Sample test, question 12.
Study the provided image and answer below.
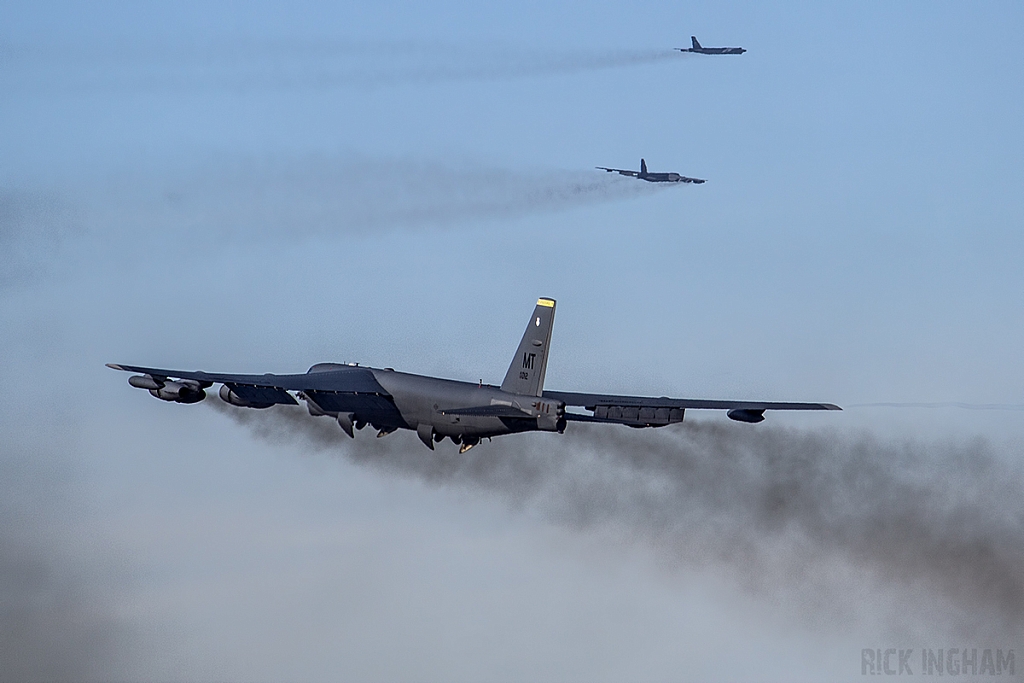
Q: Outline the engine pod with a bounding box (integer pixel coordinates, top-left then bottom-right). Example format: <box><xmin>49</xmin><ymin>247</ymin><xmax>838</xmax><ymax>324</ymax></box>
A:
<box><xmin>727</xmin><ymin>408</ymin><xmax>765</xmax><ymax>423</ymax></box>
<box><xmin>129</xmin><ymin>374</ymin><xmax>162</xmax><ymax>391</ymax></box>
<box><xmin>219</xmin><ymin>384</ymin><xmax>273</xmax><ymax>409</ymax></box>
<box><xmin>150</xmin><ymin>381</ymin><xmax>206</xmax><ymax>404</ymax></box>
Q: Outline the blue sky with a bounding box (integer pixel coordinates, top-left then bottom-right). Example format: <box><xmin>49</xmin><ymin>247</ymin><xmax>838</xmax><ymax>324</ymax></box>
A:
<box><xmin>2</xmin><ymin>2</ymin><xmax>1024</xmax><ymax>681</ymax></box>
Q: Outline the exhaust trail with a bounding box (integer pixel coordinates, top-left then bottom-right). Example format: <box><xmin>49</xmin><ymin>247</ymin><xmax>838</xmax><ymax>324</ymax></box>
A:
<box><xmin>0</xmin><ymin>154</ymin><xmax>676</xmax><ymax>288</ymax></box>
<box><xmin>2</xmin><ymin>39</ymin><xmax>687</xmax><ymax>93</ymax></box>
<box><xmin>213</xmin><ymin>400</ymin><xmax>1024</xmax><ymax>641</ymax></box>
<box><xmin>144</xmin><ymin>155</ymin><xmax>673</xmax><ymax>239</ymax></box>
<box><xmin>0</xmin><ymin>447</ymin><xmax>131</xmax><ymax>682</ymax></box>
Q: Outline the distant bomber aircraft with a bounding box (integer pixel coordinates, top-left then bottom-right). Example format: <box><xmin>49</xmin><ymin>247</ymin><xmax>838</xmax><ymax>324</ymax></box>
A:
<box><xmin>677</xmin><ymin>36</ymin><xmax>746</xmax><ymax>55</ymax></box>
<box><xmin>108</xmin><ymin>299</ymin><xmax>839</xmax><ymax>453</ymax></box>
<box><xmin>596</xmin><ymin>158</ymin><xmax>706</xmax><ymax>184</ymax></box>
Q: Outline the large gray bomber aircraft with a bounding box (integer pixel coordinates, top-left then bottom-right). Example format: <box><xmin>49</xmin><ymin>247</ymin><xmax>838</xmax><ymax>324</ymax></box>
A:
<box><xmin>596</xmin><ymin>158</ymin><xmax>705</xmax><ymax>184</ymax></box>
<box><xmin>108</xmin><ymin>298</ymin><xmax>840</xmax><ymax>453</ymax></box>
<box><xmin>677</xmin><ymin>36</ymin><xmax>746</xmax><ymax>55</ymax></box>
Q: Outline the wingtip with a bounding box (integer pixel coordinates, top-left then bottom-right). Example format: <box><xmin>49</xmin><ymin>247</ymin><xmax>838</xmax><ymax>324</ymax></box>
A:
<box><xmin>106</xmin><ymin>363</ymin><xmax>126</xmax><ymax>371</ymax></box>
<box><xmin>825</xmin><ymin>403</ymin><xmax>843</xmax><ymax>411</ymax></box>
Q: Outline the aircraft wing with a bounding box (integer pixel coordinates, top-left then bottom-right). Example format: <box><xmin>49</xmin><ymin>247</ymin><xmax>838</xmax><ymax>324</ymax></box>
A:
<box><xmin>106</xmin><ymin>363</ymin><xmax>401</xmax><ymax>418</ymax></box>
<box><xmin>596</xmin><ymin>166</ymin><xmax>640</xmax><ymax>177</ymax></box>
<box><xmin>108</xmin><ymin>363</ymin><xmax>387</xmax><ymax>393</ymax></box>
<box><xmin>544</xmin><ymin>389</ymin><xmax>840</xmax><ymax>425</ymax></box>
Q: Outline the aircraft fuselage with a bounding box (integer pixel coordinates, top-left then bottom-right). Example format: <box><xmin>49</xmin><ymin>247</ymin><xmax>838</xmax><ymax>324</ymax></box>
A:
<box><xmin>301</xmin><ymin>363</ymin><xmax>565</xmax><ymax>447</ymax></box>
<box><xmin>678</xmin><ymin>37</ymin><xmax>746</xmax><ymax>55</ymax></box>
<box><xmin>686</xmin><ymin>47</ymin><xmax>745</xmax><ymax>55</ymax></box>
<box><xmin>642</xmin><ymin>172</ymin><xmax>680</xmax><ymax>182</ymax></box>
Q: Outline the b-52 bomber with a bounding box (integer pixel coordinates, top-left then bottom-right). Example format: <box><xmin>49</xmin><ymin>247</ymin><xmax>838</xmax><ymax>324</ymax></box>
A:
<box><xmin>596</xmin><ymin>158</ymin><xmax>706</xmax><ymax>184</ymax></box>
<box><xmin>108</xmin><ymin>299</ymin><xmax>839</xmax><ymax>453</ymax></box>
<box><xmin>677</xmin><ymin>36</ymin><xmax>746</xmax><ymax>55</ymax></box>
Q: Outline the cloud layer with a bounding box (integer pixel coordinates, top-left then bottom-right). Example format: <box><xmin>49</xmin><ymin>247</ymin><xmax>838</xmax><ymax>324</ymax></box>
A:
<box><xmin>0</xmin><ymin>449</ymin><xmax>130</xmax><ymax>682</ymax></box>
<box><xmin>215</xmin><ymin>401</ymin><xmax>1024</xmax><ymax>642</ymax></box>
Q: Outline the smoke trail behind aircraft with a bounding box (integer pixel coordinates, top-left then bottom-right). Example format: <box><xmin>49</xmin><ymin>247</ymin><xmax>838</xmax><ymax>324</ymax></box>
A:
<box><xmin>1</xmin><ymin>39</ymin><xmax>685</xmax><ymax>93</ymax></box>
<box><xmin>0</xmin><ymin>155</ymin><xmax>673</xmax><ymax>288</ymax></box>
<box><xmin>134</xmin><ymin>155</ymin><xmax>671</xmax><ymax>239</ymax></box>
<box><xmin>0</xmin><ymin>448</ymin><xmax>130</xmax><ymax>682</ymax></box>
<box><xmin>213</xmin><ymin>401</ymin><xmax>1024</xmax><ymax>641</ymax></box>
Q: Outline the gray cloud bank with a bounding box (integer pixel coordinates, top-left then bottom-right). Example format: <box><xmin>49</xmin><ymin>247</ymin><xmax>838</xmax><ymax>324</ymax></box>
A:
<box><xmin>215</xmin><ymin>401</ymin><xmax>1024</xmax><ymax>641</ymax></box>
<box><xmin>0</xmin><ymin>449</ymin><xmax>130</xmax><ymax>682</ymax></box>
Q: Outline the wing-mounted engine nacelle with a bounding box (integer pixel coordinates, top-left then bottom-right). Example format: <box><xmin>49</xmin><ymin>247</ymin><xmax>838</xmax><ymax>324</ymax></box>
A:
<box><xmin>128</xmin><ymin>374</ymin><xmax>162</xmax><ymax>391</ymax></box>
<box><xmin>593</xmin><ymin>405</ymin><xmax>684</xmax><ymax>427</ymax></box>
<box><xmin>218</xmin><ymin>385</ymin><xmax>273</xmax><ymax>409</ymax></box>
<box><xmin>129</xmin><ymin>375</ymin><xmax>207</xmax><ymax>404</ymax></box>
<box><xmin>727</xmin><ymin>408</ymin><xmax>765</xmax><ymax>423</ymax></box>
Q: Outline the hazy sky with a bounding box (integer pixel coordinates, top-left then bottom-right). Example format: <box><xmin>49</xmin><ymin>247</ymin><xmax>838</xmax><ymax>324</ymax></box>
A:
<box><xmin>3</xmin><ymin>2</ymin><xmax>1024</xmax><ymax>681</ymax></box>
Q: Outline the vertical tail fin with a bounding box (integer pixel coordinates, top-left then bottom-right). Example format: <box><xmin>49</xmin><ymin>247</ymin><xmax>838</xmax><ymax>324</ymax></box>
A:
<box><xmin>501</xmin><ymin>298</ymin><xmax>556</xmax><ymax>397</ymax></box>
<box><xmin>640</xmin><ymin>158</ymin><xmax>648</xmax><ymax>175</ymax></box>
<box><xmin>691</xmin><ymin>36</ymin><xmax>701</xmax><ymax>49</ymax></box>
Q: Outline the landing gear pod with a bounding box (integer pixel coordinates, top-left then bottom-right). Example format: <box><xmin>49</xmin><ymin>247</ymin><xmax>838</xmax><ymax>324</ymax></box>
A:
<box><xmin>337</xmin><ymin>413</ymin><xmax>356</xmax><ymax>438</ymax></box>
<box><xmin>417</xmin><ymin>423</ymin><xmax>435</xmax><ymax>450</ymax></box>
